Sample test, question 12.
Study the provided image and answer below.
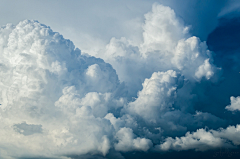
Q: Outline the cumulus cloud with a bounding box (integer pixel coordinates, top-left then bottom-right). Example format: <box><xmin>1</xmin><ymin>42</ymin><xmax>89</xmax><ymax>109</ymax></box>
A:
<box><xmin>0</xmin><ymin>19</ymin><xmax>123</xmax><ymax>158</ymax></box>
<box><xmin>157</xmin><ymin>124</ymin><xmax>240</xmax><ymax>152</ymax></box>
<box><xmin>157</xmin><ymin>129</ymin><xmax>230</xmax><ymax>151</ymax></box>
<box><xmin>114</xmin><ymin>127</ymin><xmax>153</xmax><ymax>152</ymax></box>
<box><xmin>225</xmin><ymin>96</ymin><xmax>240</xmax><ymax>112</ymax></box>
<box><xmin>140</xmin><ymin>4</ymin><xmax>188</xmax><ymax>54</ymax></box>
<box><xmin>0</xmin><ymin>2</ymin><xmax>239</xmax><ymax>159</ymax></box>
<box><xmin>126</xmin><ymin>70</ymin><xmax>179</xmax><ymax>122</ymax></box>
<box><xmin>96</xmin><ymin>4</ymin><xmax>219</xmax><ymax>99</ymax></box>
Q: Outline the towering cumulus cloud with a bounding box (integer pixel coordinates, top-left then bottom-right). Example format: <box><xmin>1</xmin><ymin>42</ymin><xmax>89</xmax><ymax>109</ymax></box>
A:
<box><xmin>0</xmin><ymin>3</ymin><xmax>239</xmax><ymax>159</ymax></box>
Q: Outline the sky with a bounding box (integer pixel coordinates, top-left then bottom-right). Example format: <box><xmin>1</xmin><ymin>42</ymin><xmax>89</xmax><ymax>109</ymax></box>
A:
<box><xmin>1</xmin><ymin>0</ymin><xmax>240</xmax><ymax>159</ymax></box>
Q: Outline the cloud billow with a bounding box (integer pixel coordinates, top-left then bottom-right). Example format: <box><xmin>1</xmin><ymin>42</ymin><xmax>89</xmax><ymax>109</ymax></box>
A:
<box><xmin>0</xmin><ymin>3</ymin><xmax>240</xmax><ymax>159</ymax></box>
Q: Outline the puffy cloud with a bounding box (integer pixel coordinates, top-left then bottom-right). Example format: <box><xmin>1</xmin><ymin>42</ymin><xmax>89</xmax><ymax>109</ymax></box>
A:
<box><xmin>212</xmin><ymin>125</ymin><xmax>240</xmax><ymax>145</ymax></box>
<box><xmin>55</xmin><ymin>86</ymin><xmax>124</xmax><ymax>118</ymax></box>
<box><xmin>141</xmin><ymin>4</ymin><xmax>188</xmax><ymax>54</ymax></box>
<box><xmin>0</xmin><ymin>2</ymin><xmax>239</xmax><ymax>159</ymax></box>
<box><xmin>225</xmin><ymin>96</ymin><xmax>240</xmax><ymax>112</ymax></box>
<box><xmin>156</xmin><ymin>125</ymin><xmax>239</xmax><ymax>151</ymax></box>
<box><xmin>126</xmin><ymin>70</ymin><xmax>179</xmax><ymax>122</ymax></box>
<box><xmin>96</xmin><ymin>4</ymin><xmax>219</xmax><ymax>99</ymax></box>
<box><xmin>114</xmin><ymin>127</ymin><xmax>153</xmax><ymax>152</ymax></box>
<box><xmin>0</xmin><ymin>19</ymin><xmax>124</xmax><ymax>158</ymax></box>
<box><xmin>105</xmin><ymin>113</ymin><xmax>125</xmax><ymax>131</ymax></box>
<box><xmin>195</xmin><ymin>59</ymin><xmax>214</xmax><ymax>80</ymax></box>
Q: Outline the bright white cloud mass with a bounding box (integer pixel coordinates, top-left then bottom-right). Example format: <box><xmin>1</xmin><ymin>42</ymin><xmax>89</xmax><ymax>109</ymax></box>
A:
<box><xmin>225</xmin><ymin>96</ymin><xmax>240</xmax><ymax>112</ymax></box>
<box><xmin>0</xmin><ymin>2</ymin><xmax>240</xmax><ymax>159</ymax></box>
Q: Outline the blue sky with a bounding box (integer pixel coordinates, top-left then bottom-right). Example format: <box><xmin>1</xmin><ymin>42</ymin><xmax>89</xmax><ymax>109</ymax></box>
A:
<box><xmin>1</xmin><ymin>1</ymin><xmax>240</xmax><ymax>159</ymax></box>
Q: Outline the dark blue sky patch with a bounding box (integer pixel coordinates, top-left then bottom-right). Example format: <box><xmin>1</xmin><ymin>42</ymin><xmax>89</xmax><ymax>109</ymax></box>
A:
<box><xmin>187</xmin><ymin>15</ymin><xmax>240</xmax><ymax>125</ymax></box>
<box><xmin>207</xmin><ymin>17</ymin><xmax>240</xmax><ymax>53</ymax></box>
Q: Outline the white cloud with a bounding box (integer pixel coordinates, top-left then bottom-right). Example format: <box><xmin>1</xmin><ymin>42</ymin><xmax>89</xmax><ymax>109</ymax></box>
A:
<box><xmin>156</xmin><ymin>128</ymin><xmax>232</xmax><ymax>151</ymax></box>
<box><xmin>212</xmin><ymin>125</ymin><xmax>240</xmax><ymax>145</ymax></box>
<box><xmin>114</xmin><ymin>127</ymin><xmax>153</xmax><ymax>152</ymax></box>
<box><xmin>126</xmin><ymin>70</ymin><xmax>179</xmax><ymax>122</ymax></box>
<box><xmin>96</xmin><ymin>4</ymin><xmax>219</xmax><ymax>99</ymax></box>
<box><xmin>0</xmin><ymin>19</ymin><xmax>123</xmax><ymax>158</ymax></box>
<box><xmin>225</xmin><ymin>96</ymin><xmax>240</xmax><ymax>112</ymax></box>
<box><xmin>141</xmin><ymin>4</ymin><xmax>188</xmax><ymax>54</ymax></box>
<box><xmin>157</xmin><ymin>124</ymin><xmax>240</xmax><ymax>152</ymax></box>
<box><xmin>195</xmin><ymin>59</ymin><xmax>214</xmax><ymax>80</ymax></box>
<box><xmin>0</xmin><ymin>3</ymin><xmax>236</xmax><ymax>159</ymax></box>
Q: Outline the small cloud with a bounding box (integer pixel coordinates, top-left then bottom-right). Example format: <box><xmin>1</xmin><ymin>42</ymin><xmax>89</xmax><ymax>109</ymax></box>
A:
<box><xmin>225</xmin><ymin>96</ymin><xmax>240</xmax><ymax>112</ymax></box>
